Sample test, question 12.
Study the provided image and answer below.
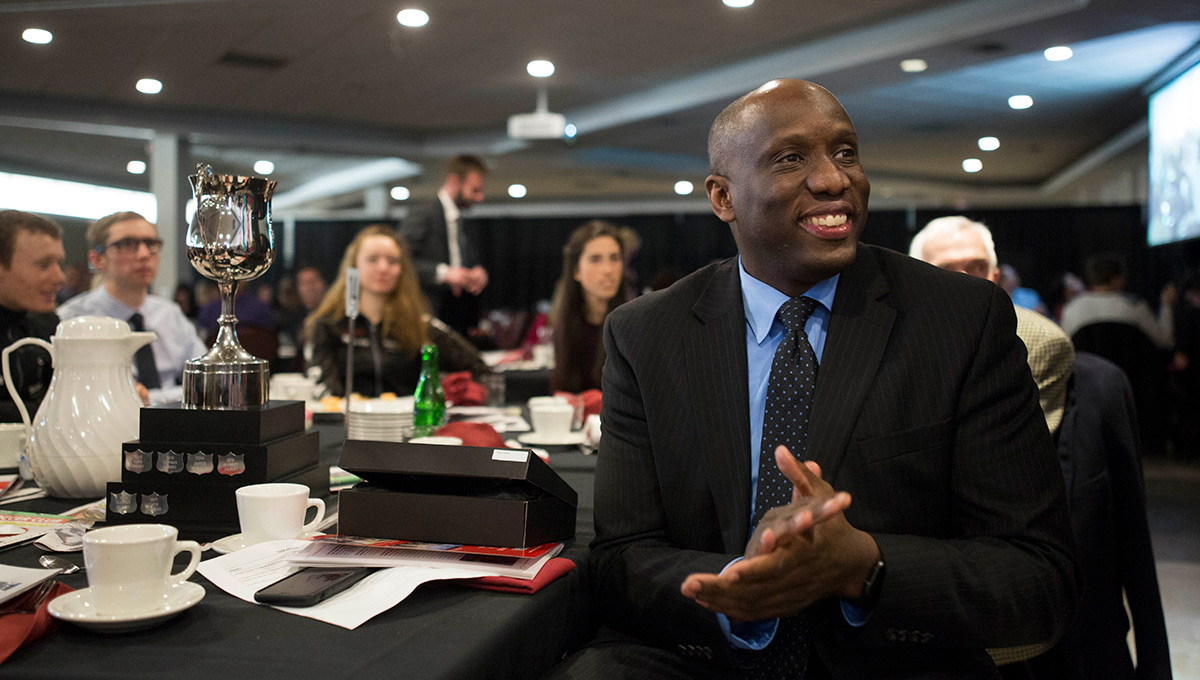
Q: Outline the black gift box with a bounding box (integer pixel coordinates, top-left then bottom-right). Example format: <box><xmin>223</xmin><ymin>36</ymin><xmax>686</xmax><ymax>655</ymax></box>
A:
<box><xmin>119</xmin><ymin>431</ymin><xmax>319</xmax><ymax>484</ymax></box>
<box><xmin>337</xmin><ymin>440</ymin><xmax>577</xmax><ymax>548</ymax></box>
<box><xmin>138</xmin><ymin>400</ymin><xmax>305</xmax><ymax>445</ymax></box>
<box><xmin>104</xmin><ymin>461</ymin><xmax>330</xmax><ymax>528</ymax></box>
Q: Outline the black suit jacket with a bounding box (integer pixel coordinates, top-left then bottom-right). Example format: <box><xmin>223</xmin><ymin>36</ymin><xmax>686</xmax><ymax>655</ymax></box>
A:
<box><xmin>591</xmin><ymin>246</ymin><xmax>1077</xmax><ymax>678</ymax></box>
<box><xmin>1049</xmin><ymin>352</ymin><xmax>1171</xmax><ymax>680</ymax></box>
<box><xmin>399</xmin><ymin>199</ymin><xmax>480</xmax><ymax>331</ymax></box>
<box><xmin>399</xmin><ymin>199</ymin><xmax>477</xmax><ymax>294</ymax></box>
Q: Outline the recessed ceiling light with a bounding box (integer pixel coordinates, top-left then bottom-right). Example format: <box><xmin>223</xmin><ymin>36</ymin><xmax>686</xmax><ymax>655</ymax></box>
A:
<box><xmin>126</xmin><ymin>160</ymin><xmax>146</xmax><ymax>175</ymax></box>
<box><xmin>564</xmin><ymin>123</ymin><xmax>577</xmax><ymax>138</ymax></box>
<box><xmin>899</xmin><ymin>58</ymin><xmax>927</xmax><ymax>73</ymax></box>
<box><xmin>508</xmin><ymin>184</ymin><xmax>527</xmax><ymax>198</ymax></box>
<box><xmin>1043</xmin><ymin>45</ymin><xmax>1073</xmax><ymax>61</ymax></box>
<box><xmin>396</xmin><ymin>9</ymin><xmax>429</xmax><ymax>27</ymax></box>
<box><xmin>674</xmin><ymin>180</ymin><xmax>694</xmax><ymax>195</ymax></box>
<box><xmin>253</xmin><ymin>160</ymin><xmax>274</xmax><ymax>175</ymax></box>
<box><xmin>1007</xmin><ymin>94</ymin><xmax>1033</xmax><ymax>110</ymax></box>
<box><xmin>390</xmin><ymin>186</ymin><xmax>410</xmax><ymax>201</ymax></box>
<box><xmin>22</xmin><ymin>28</ymin><xmax>52</xmax><ymax>45</ymax></box>
<box><xmin>977</xmin><ymin>136</ymin><xmax>1000</xmax><ymax>151</ymax></box>
<box><xmin>135</xmin><ymin>78</ymin><xmax>162</xmax><ymax>95</ymax></box>
<box><xmin>723</xmin><ymin>0</ymin><xmax>754</xmax><ymax>7</ymax></box>
<box><xmin>962</xmin><ymin>158</ymin><xmax>983</xmax><ymax>173</ymax></box>
<box><xmin>526</xmin><ymin>60</ymin><xmax>554</xmax><ymax>78</ymax></box>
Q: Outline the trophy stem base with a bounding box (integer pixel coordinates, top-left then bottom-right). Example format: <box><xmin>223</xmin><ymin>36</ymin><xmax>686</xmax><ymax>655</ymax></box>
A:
<box><xmin>183</xmin><ymin>358</ymin><xmax>269</xmax><ymax>410</ymax></box>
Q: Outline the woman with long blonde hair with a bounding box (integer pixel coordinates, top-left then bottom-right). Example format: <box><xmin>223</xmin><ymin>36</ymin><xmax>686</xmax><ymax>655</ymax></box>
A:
<box><xmin>304</xmin><ymin>225</ymin><xmax>485</xmax><ymax>397</ymax></box>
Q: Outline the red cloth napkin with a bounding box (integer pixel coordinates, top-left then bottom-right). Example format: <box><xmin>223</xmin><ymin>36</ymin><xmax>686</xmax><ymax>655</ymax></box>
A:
<box><xmin>442</xmin><ymin>371</ymin><xmax>486</xmax><ymax>406</ymax></box>
<box><xmin>453</xmin><ymin>557</ymin><xmax>576</xmax><ymax>594</ymax></box>
<box><xmin>0</xmin><ymin>582</ymin><xmax>73</xmax><ymax>665</ymax></box>
<box><xmin>435</xmin><ymin>421</ymin><xmax>507</xmax><ymax>448</ymax></box>
<box><xmin>554</xmin><ymin>389</ymin><xmax>602</xmax><ymax>418</ymax></box>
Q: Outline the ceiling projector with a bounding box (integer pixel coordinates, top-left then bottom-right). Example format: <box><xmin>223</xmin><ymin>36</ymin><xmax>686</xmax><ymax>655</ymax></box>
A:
<box><xmin>507</xmin><ymin>110</ymin><xmax>567</xmax><ymax>140</ymax></box>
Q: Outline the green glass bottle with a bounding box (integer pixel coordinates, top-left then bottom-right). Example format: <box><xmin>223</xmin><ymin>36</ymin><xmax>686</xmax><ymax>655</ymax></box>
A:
<box><xmin>412</xmin><ymin>343</ymin><xmax>444</xmax><ymax>437</ymax></box>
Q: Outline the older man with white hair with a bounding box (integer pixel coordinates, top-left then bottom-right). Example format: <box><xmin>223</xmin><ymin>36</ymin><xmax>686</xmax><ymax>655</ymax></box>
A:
<box><xmin>909</xmin><ymin>216</ymin><xmax>1072</xmax><ymax>431</ymax></box>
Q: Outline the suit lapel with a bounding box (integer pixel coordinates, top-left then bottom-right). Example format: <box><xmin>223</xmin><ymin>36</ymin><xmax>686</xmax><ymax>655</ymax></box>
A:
<box><xmin>685</xmin><ymin>260</ymin><xmax>753</xmax><ymax>551</ymax></box>
<box><xmin>809</xmin><ymin>247</ymin><xmax>896</xmax><ymax>481</ymax></box>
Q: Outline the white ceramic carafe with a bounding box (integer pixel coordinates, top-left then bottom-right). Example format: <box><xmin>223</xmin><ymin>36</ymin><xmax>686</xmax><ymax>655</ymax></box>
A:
<box><xmin>2</xmin><ymin>316</ymin><xmax>155</xmax><ymax>498</ymax></box>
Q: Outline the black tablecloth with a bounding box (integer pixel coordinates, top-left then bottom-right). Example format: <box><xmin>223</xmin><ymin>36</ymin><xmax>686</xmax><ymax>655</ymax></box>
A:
<box><xmin>0</xmin><ymin>422</ymin><xmax>598</xmax><ymax>679</ymax></box>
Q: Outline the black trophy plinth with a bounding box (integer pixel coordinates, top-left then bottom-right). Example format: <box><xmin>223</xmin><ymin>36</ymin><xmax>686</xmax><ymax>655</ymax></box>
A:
<box><xmin>105</xmin><ymin>401</ymin><xmax>329</xmax><ymax>542</ymax></box>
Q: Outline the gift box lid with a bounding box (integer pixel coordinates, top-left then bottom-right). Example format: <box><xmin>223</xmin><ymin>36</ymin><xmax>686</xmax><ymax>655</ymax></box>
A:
<box><xmin>339</xmin><ymin>440</ymin><xmax>577</xmax><ymax>508</ymax></box>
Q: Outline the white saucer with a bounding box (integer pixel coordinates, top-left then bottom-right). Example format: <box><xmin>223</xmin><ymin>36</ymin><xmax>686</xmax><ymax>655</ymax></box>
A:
<box><xmin>516</xmin><ymin>431</ymin><xmax>587</xmax><ymax>446</ymax></box>
<box><xmin>211</xmin><ymin>530</ymin><xmax>321</xmax><ymax>555</ymax></box>
<box><xmin>48</xmin><ymin>581</ymin><xmax>205</xmax><ymax>633</ymax></box>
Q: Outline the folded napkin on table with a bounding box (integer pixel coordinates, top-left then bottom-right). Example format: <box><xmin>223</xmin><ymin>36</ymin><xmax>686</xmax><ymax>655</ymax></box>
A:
<box><xmin>554</xmin><ymin>389</ymin><xmax>602</xmax><ymax>419</ymax></box>
<box><xmin>435</xmin><ymin>421</ymin><xmax>507</xmax><ymax>448</ymax></box>
<box><xmin>0</xmin><ymin>582</ymin><xmax>73</xmax><ymax>665</ymax></box>
<box><xmin>452</xmin><ymin>558</ymin><xmax>576</xmax><ymax>595</ymax></box>
<box><xmin>442</xmin><ymin>371</ymin><xmax>486</xmax><ymax>406</ymax></box>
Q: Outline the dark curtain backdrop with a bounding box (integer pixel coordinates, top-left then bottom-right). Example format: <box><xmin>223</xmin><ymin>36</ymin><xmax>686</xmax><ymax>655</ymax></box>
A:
<box><xmin>283</xmin><ymin>206</ymin><xmax>1200</xmax><ymax>316</ymax></box>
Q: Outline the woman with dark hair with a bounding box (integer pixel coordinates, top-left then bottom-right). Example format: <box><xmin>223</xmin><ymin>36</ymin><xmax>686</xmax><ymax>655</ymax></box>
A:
<box><xmin>549</xmin><ymin>220</ymin><xmax>628</xmax><ymax>392</ymax></box>
<box><xmin>303</xmin><ymin>224</ymin><xmax>485</xmax><ymax>397</ymax></box>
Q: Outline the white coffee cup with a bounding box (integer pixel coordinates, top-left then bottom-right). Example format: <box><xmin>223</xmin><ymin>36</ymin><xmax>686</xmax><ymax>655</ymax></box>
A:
<box><xmin>235</xmin><ymin>483</ymin><xmax>325</xmax><ymax>546</ymax></box>
<box><xmin>527</xmin><ymin>395</ymin><xmax>568</xmax><ymax>410</ymax></box>
<box><xmin>0</xmin><ymin>422</ymin><xmax>26</xmax><ymax>468</ymax></box>
<box><xmin>270</xmin><ymin>373</ymin><xmax>317</xmax><ymax>401</ymax></box>
<box><xmin>530</xmin><ymin>402</ymin><xmax>575</xmax><ymax>438</ymax></box>
<box><xmin>82</xmin><ymin>524</ymin><xmax>201</xmax><ymax>616</ymax></box>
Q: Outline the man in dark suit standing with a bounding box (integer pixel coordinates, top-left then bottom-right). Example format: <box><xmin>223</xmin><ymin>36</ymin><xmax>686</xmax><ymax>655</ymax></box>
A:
<box><xmin>561</xmin><ymin>80</ymin><xmax>1076</xmax><ymax>678</ymax></box>
<box><xmin>400</xmin><ymin>154</ymin><xmax>489</xmax><ymax>336</ymax></box>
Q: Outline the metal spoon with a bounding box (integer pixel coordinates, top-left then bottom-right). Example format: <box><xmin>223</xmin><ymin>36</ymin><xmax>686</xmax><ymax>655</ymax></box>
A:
<box><xmin>38</xmin><ymin>554</ymin><xmax>81</xmax><ymax>574</ymax></box>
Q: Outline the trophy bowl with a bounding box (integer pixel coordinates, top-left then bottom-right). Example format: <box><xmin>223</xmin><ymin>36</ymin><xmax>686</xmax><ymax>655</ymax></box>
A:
<box><xmin>182</xmin><ymin>165</ymin><xmax>277</xmax><ymax>409</ymax></box>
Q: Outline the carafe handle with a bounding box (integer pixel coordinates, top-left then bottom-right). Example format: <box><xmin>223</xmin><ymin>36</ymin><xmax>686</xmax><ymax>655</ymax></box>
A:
<box><xmin>1</xmin><ymin>338</ymin><xmax>53</xmax><ymax>438</ymax></box>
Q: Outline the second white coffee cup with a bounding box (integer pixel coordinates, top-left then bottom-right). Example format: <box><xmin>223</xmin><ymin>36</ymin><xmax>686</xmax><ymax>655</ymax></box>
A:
<box><xmin>235</xmin><ymin>482</ymin><xmax>325</xmax><ymax>546</ymax></box>
<box><xmin>82</xmin><ymin>524</ymin><xmax>201</xmax><ymax>616</ymax></box>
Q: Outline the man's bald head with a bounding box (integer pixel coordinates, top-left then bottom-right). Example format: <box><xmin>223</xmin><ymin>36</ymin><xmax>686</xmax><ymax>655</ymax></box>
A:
<box><xmin>707</xmin><ymin>79</ymin><xmax>846</xmax><ymax>177</ymax></box>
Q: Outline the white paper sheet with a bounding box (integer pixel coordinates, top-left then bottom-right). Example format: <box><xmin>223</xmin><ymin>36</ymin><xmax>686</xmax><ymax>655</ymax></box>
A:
<box><xmin>196</xmin><ymin>539</ymin><xmax>506</xmax><ymax>629</ymax></box>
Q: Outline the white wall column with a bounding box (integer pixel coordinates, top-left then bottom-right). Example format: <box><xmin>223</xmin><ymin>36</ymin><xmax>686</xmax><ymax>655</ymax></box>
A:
<box><xmin>149</xmin><ymin>131</ymin><xmax>189</xmax><ymax>297</ymax></box>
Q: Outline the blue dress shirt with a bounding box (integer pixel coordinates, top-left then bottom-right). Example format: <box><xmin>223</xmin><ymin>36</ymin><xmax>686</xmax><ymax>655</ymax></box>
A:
<box><xmin>718</xmin><ymin>258</ymin><xmax>860</xmax><ymax>649</ymax></box>
<box><xmin>58</xmin><ymin>287</ymin><xmax>208</xmax><ymax>404</ymax></box>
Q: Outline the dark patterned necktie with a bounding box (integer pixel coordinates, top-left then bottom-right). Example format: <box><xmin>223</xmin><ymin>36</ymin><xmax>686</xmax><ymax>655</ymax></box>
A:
<box><xmin>749</xmin><ymin>295</ymin><xmax>820</xmax><ymax>679</ymax></box>
<box><xmin>128</xmin><ymin>313</ymin><xmax>161</xmax><ymax>389</ymax></box>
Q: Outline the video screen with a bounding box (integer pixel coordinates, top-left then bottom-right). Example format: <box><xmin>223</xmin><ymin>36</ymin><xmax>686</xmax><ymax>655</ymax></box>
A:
<box><xmin>1148</xmin><ymin>60</ymin><xmax>1200</xmax><ymax>247</ymax></box>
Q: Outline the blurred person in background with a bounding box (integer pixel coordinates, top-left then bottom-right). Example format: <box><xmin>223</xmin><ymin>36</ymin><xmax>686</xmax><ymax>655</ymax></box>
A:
<box><xmin>550</xmin><ymin>220</ymin><xmax>629</xmax><ymax>393</ymax></box>
<box><xmin>303</xmin><ymin>225</ymin><xmax>485</xmax><ymax>398</ymax></box>
<box><xmin>173</xmin><ymin>282</ymin><xmax>198</xmax><ymax>319</ymax></box>
<box><xmin>58</xmin><ymin>211</ymin><xmax>204</xmax><ymax>404</ymax></box>
<box><xmin>0</xmin><ymin>210</ymin><xmax>65</xmax><ymax>422</ymax></box>
<box><xmin>617</xmin><ymin>225</ymin><xmax>641</xmax><ymax>301</ymax></box>
<box><xmin>1060</xmin><ymin>253</ymin><xmax>1175</xmax><ymax>348</ymax></box>
<box><xmin>401</xmin><ymin>154</ymin><xmax>489</xmax><ymax>338</ymax></box>
<box><xmin>998</xmin><ymin>263</ymin><xmax>1048</xmax><ymax>316</ymax></box>
<box><xmin>295</xmin><ymin>265</ymin><xmax>326</xmax><ymax>314</ymax></box>
<box><xmin>55</xmin><ymin>262</ymin><xmax>90</xmax><ymax>305</ymax></box>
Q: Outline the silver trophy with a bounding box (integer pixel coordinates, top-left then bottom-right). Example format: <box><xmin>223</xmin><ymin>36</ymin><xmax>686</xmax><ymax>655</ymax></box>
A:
<box><xmin>182</xmin><ymin>165</ymin><xmax>276</xmax><ymax>409</ymax></box>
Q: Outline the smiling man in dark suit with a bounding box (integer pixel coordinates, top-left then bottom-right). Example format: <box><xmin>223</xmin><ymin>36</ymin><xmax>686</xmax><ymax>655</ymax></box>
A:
<box><xmin>566</xmin><ymin>80</ymin><xmax>1078</xmax><ymax>679</ymax></box>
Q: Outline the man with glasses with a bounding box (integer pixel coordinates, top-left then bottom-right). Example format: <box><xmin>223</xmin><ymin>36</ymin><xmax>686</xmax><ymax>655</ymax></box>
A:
<box><xmin>58</xmin><ymin>211</ymin><xmax>205</xmax><ymax>404</ymax></box>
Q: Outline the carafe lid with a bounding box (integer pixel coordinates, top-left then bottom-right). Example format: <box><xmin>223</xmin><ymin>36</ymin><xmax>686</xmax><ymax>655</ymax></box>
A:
<box><xmin>55</xmin><ymin>315</ymin><xmax>133</xmax><ymax>339</ymax></box>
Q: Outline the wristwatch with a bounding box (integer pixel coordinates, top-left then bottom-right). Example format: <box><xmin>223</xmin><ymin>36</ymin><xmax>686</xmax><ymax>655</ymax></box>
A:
<box><xmin>852</xmin><ymin>556</ymin><xmax>886</xmax><ymax>610</ymax></box>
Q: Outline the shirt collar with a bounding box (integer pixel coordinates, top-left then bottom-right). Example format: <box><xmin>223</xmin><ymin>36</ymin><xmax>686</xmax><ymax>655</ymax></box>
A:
<box><xmin>739</xmin><ymin>256</ymin><xmax>838</xmax><ymax>344</ymax></box>
<box><xmin>437</xmin><ymin>189</ymin><xmax>461</xmax><ymax>225</ymax></box>
<box><xmin>93</xmin><ymin>286</ymin><xmax>138</xmax><ymax>318</ymax></box>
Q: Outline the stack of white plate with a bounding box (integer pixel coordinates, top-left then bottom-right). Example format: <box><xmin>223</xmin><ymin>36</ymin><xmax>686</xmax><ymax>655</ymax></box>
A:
<box><xmin>346</xmin><ymin>397</ymin><xmax>415</xmax><ymax>442</ymax></box>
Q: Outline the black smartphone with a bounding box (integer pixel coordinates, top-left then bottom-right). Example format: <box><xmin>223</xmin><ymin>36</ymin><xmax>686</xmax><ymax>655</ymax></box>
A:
<box><xmin>253</xmin><ymin>567</ymin><xmax>375</xmax><ymax>607</ymax></box>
